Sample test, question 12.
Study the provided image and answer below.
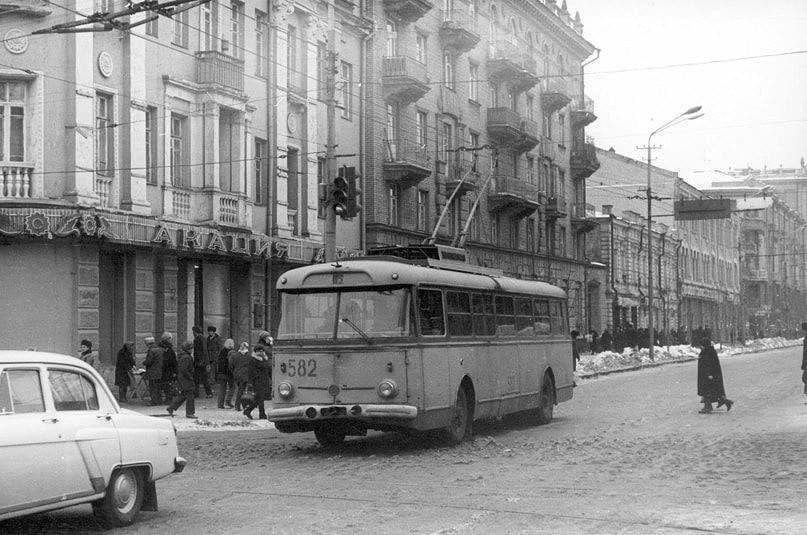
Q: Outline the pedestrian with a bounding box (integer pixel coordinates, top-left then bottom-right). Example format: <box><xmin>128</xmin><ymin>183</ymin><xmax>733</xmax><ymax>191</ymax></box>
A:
<box><xmin>599</xmin><ymin>329</ymin><xmax>612</xmax><ymax>352</ymax></box>
<box><xmin>78</xmin><ymin>339</ymin><xmax>100</xmax><ymax>370</ymax></box>
<box><xmin>166</xmin><ymin>341</ymin><xmax>197</xmax><ymax>419</ymax></box>
<box><xmin>143</xmin><ymin>336</ymin><xmax>165</xmax><ymax>406</ymax></box>
<box><xmin>159</xmin><ymin>332</ymin><xmax>178</xmax><ymax>401</ymax></box>
<box><xmin>696</xmin><ymin>335</ymin><xmax>734</xmax><ymax>413</ymax></box>
<box><xmin>230</xmin><ymin>342</ymin><xmax>253</xmax><ymax>410</ymax></box>
<box><xmin>243</xmin><ymin>345</ymin><xmax>271</xmax><ymax>420</ymax></box>
<box><xmin>256</xmin><ymin>331</ymin><xmax>274</xmax><ymax>398</ymax></box>
<box><xmin>206</xmin><ymin>325</ymin><xmax>223</xmax><ymax>373</ymax></box>
<box><xmin>570</xmin><ymin>330</ymin><xmax>580</xmax><ymax>371</ymax></box>
<box><xmin>114</xmin><ymin>341</ymin><xmax>135</xmax><ymax>403</ymax></box>
<box><xmin>588</xmin><ymin>329</ymin><xmax>599</xmax><ymax>353</ymax></box>
<box><xmin>801</xmin><ymin>322</ymin><xmax>807</xmax><ymax>397</ymax></box>
<box><xmin>215</xmin><ymin>338</ymin><xmax>236</xmax><ymax>409</ymax></box>
<box><xmin>192</xmin><ymin>325</ymin><xmax>212</xmax><ymax>398</ymax></box>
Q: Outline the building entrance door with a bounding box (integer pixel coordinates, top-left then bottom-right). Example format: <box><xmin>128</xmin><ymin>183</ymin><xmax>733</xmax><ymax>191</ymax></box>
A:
<box><xmin>99</xmin><ymin>251</ymin><xmax>127</xmax><ymax>365</ymax></box>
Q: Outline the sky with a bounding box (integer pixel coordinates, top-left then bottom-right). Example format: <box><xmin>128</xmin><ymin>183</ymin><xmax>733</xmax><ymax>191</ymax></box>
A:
<box><xmin>567</xmin><ymin>0</ymin><xmax>807</xmax><ymax>188</ymax></box>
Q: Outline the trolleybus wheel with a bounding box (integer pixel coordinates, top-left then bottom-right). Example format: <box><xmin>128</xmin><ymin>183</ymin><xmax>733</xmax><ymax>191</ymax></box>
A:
<box><xmin>535</xmin><ymin>373</ymin><xmax>555</xmax><ymax>425</ymax></box>
<box><xmin>314</xmin><ymin>424</ymin><xmax>346</xmax><ymax>447</ymax></box>
<box><xmin>444</xmin><ymin>386</ymin><xmax>472</xmax><ymax>444</ymax></box>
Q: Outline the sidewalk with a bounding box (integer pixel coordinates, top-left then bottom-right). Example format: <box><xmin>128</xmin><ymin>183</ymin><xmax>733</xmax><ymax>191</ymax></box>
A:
<box><xmin>125</xmin><ymin>397</ymin><xmax>275</xmax><ymax>433</ymax></box>
<box><xmin>576</xmin><ymin>336</ymin><xmax>803</xmax><ymax>379</ymax></box>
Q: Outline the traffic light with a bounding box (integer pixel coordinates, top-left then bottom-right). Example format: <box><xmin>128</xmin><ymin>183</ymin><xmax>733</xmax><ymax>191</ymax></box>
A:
<box><xmin>343</xmin><ymin>166</ymin><xmax>362</xmax><ymax>219</ymax></box>
<box><xmin>331</xmin><ymin>169</ymin><xmax>349</xmax><ymax>218</ymax></box>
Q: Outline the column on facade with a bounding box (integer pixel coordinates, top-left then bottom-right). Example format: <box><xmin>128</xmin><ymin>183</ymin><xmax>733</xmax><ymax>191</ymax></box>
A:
<box><xmin>122</xmin><ymin>24</ymin><xmax>150</xmax><ymax>214</ymax></box>
<box><xmin>64</xmin><ymin>31</ymin><xmax>98</xmax><ymax>205</ymax></box>
<box><xmin>134</xmin><ymin>251</ymin><xmax>155</xmax><ymax>350</ymax></box>
<box><xmin>75</xmin><ymin>245</ymin><xmax>100</xmax><ymax>356</ymax></box>
<box><xmin>273</xmin><ymin>2</ymin><xmax>293</xmax><ymax>235</ymax></box>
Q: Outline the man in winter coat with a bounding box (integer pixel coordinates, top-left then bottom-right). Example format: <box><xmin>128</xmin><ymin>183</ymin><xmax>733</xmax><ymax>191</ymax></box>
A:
<box><xmin>206</xmin><ymin>325</ymin><xmax>223</xmax><ymax>368</ymax></box>
<box><xmin>143</xmin><ymin>336</ymin><xmax>165</xmax><ymax>405</ymax></box>
<box><xmin>230</xmin><ymin>342</ymin><xmax>253</xmax><ymax>410</ymax></box>
<box><xmin>192</xmin><ymin>325</ymin><xmax>212</xmax><ymax>398</ymax></box>
<box><xmin>159</xmin><ymin>332</ymin><xmax>178</xmax><ymax>400</ymax></box>
<box><xmin>801</xmin><ymin>322</ymin><xmax>807</xmax><ymax>396</ymax></box>
<box><xmin>167</xmin><ymin>341</ymin><xmax>197</xmax><ymax>418</ymax></box>
<box><xmin>697</xmin><ymin>336</ymin><xmax>734</xmax><ymax>413</ymax></box>
<box><xmin>243</xmin><ymin>345</ymin><xmax>271</xmax><ymax>419</ymax></box>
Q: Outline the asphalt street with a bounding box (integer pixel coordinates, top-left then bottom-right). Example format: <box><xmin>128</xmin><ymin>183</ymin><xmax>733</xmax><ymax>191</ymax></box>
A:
<box><xmin>4</xmin><ymin>345</ymin><xmax>806</xmax><ymax>534</ymax></box>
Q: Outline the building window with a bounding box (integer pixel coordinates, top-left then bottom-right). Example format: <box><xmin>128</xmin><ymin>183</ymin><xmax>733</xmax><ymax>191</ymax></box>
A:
<box><xmin>527</xmin><ymin>156</ymin><xmax>535</xmax><ymax>183</ymax></box>
<box><xmin>526</xmin><ymin>94</ymin><xmax>534</xmax><ymax>120</ymax></box>
<box><xmin>491</xmin><ymin>215</ymin><xmax>500</xmax><ymax>245</ymax></box>
<box><xmin>448</xmin><ymin>197</ymin><xmax>460</xmax><ymax>237</ymax></box>
<box><xmin>170</xmin><ymin>113</ymin><xmax>188</xmax><ymax>187</ymax></box>
<box><xmin>558</xmin><ymin>226</ymin><xmax>566</xmax><ymax>256</ymax></box>
<box><xmin>417</xmin><ymin>189</ymin><xmax>429</xmax><ymax>231</ymax></box>
<box><xmin>441</xmin><ymin>122</ymin><xmax>453</xmax><ymax>163</ymax></box>
<box><xmin>526</xmin><ymin>218</ymin><xmax>536</xmax><ymax>251</ymax></box>
<box><xmin>385</xmin><ymin>20</ymin><xmax>397</xmax><ymax>57</ymax></box>
<box><xmin>340</xmin><ymin>61</ymin><xmax>353</xmax><ymax>119</ymax></box>
<box><xmin>145</xmin><ymin>106</ymin><xmax>157</xmax><ymax>184</ymax></box>
<box><xmin>469</xmin><ymin>62</ymin><xmax>479</xmax><ymax>101</ymax></box>
<box><xmin>416</xmin><ymin>33</ymin><xmax>427</xmax><ymax>65</ymax></box>
<box><xmin>443</xmin><ymin>52</ymin><xmax>455</xmax><ymax>90</ymax></box>
<box><xmin>0</xmin><ymin>81</ymin><xmax>26</xmax><ymax>163</ymax></box>
<box><xmin>172</xmin><ymin>9</ymin><xmax>189</xmax><ymax>48</ymax></box>
<box><xmin>469</xmin><ymin>131</ymin><xmax>479</xmax><ymax>171</ymax></box>
<box><xmin>509</xmin><ymin>217</ymin><xmax>520</xmax><ymax>249</ymax></box>
<box><xmin>558</xmin><ymin>112</ymin><xmax>566</xmax><ymax>146</ymax></box>
<box><xmin>558</xmin><ymin>168</ymin><xmax>566</xmax><ymax>198</ymax></box>
<box><xmin>543</xmin><ymin>113</ymin><xmax>552</xmax><ymax>138</ymax></box>
<box><xmin>95</xmin><ymin>93</ymin><xmax>114</xmax><ymax>176</ymax></box>
<box><xmin>416</xmin><ymin>110</ymin><xmax>428</xmax><ymax>148</ymax></box>
<box><xmin>230</xmin><ymin>1</ymin><xmax>244</xmax><ymax>59</ymax></box>
<box><xmin>489</xmin><ymin>82</ymin><xmax>498</xmax><ymax>107</ymax></box>
<box><xmin>200</xmin><ymin>2</ymin><xmax>218</xmax><ymax>50</ymax></box>
<box><xmin>145</xmin><ymin>15</ymin><xmax>158</xmax><ymax>37</ymax></box>
<box><xmin>254</xmin><ymin>138</ymin><xmax>267</xmax><ymax>204</ymax></box>
<box><xmin>388</xmin><ymin>185</ymin><xmax>399</xmax><ymax>226</ymax></box>
<box><xmin>255</xmin><ymin>10</ymin><xmax>267</xmax><ymax>76</ymax></box>
<box><xmin>385</xmin><ymin>104</ymin><xmax>398</xmax><ymax>159</ymax></box>
<box><xmin>547</xmin><ymin>220</ymin><xmax>556</xmax><ymax>254</ymax></box>
<box><xmin>507</xmin><ymin>88</ymin><xmax>515</xmax><ymax>111</ymax></box>
<box><xmin>287</xmin><ymin>25</ymin><xmax>300</xmax><ymax>92</ymax></box>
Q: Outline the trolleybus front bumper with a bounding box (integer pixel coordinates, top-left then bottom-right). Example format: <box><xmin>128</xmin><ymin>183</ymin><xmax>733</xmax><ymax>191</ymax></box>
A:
<box><xmin>268</xmin><ymin>404</ymin><xmax>418</xmax><ymax>422</ymax></box>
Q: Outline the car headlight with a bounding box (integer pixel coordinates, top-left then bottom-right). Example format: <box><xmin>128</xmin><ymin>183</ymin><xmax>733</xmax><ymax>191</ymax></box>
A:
<box><xmin>278</xmin><ymin>381</ymin><xmax>295</xmax><ymax>399</ymax></box>
<box><xmin>377</xmin><ymin>380</ymin><xmax>398</xmax><ymax>399</ymax></box>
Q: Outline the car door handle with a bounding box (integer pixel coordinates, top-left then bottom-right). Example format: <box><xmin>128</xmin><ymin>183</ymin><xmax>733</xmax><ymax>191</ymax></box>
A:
<box><xmin>42</xmin><ymin>417</ymin><xmax>58</xmax><ymax>423</ymax></box>
<box><xmin>96</xmin><ymin>414</ymin><xmax>112</xmax><ymax>421</ymax></box>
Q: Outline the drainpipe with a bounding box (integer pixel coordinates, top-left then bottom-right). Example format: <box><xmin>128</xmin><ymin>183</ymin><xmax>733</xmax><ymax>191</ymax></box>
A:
<box><xmin>358</xmin><ymin>21</ymin><xmax>373</xmax><ymax>253</ymax></box>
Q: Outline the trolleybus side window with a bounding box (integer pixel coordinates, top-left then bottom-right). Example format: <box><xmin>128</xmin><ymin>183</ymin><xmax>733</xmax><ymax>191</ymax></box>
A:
<box><xmin>533</xmin><ymin>298</ymin><xmax>551</xmax><ymax>335</ymax></box>
<box><xmin>472</xmin><ymin>293</ymin><xmax>495</xmax><ymax>336</ymax></box>
<box><xmin>494</xmin><ymin>295</ymin><xmax>515</xmax><ymax>336</ymax></box>
<box><xmin>515</xmin><ymin>297</ymin><xmax>533</xmax><ymax>336</ymax></box>
<box><xmin>446</xmin><ymin>291</ymin><xmax>473</xmax><ymax>336</ymax></box>
<box><xmin>418</xmin><ymin>289</ymin><xmax>445</xmax><ymax>336</ymax></box>
<box><xmin>549</xmin><ymin>300</ymin><xmax>567</xmax><ymax>334</ymax></box>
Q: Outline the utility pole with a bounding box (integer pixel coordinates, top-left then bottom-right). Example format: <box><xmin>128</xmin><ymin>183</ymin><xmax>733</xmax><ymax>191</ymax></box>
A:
<box><xmin>323</xmin><ymin>6</ymin><xmax>338</xmax><ymax>262</ymax></box>
<box><xmin>637</xmin><ymin>143</ymin><xmax>661</xmax><ymax>360</ymax></box>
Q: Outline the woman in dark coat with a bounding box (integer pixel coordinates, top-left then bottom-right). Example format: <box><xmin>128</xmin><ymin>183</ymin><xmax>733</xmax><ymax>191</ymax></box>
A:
<box><xmin>230</xmin><ymin>342</ymin><xmax>253</xmax><ymax>410</ymax></box>
<box><xmin>243</xmin><ymin>345</ymin><xmax>272</xmax><ymax>420</ymax></box>
<box><xmin>215</xmin><ymin>338</ymin><xmax>235</xmax><ymax>409</ymax></box>
<box><xmin>114</xmin><ymin>342</ymin><xmax>135</xmax><ymax>403</ymax></box>
<box><xmin>697</xmin><ymin>336</ymin><xmax>734</xmax><ymax>413</ymax></box>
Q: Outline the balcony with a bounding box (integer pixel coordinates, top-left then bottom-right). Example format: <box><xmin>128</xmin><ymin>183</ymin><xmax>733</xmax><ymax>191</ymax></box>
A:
<box><xmin>486</xmin><ymin>108</ymin><xmax>539</xmax><ymax>152</ymax></box>
<box><xmin>438</xmin><ymin>85</ymin><xmax>463</xmax><ymax>119</ymax></box>
<box><xmin>382</xmin><ymin>0</ymin><xmax>433</xmax><ymax>23</ymax></box>
<box><xmin>382</xmin><ymin>56</ymin><xmax>430</xmax><ymax>104</ymax></box>
<box><xmin>94</xmin><ymin>176</ymin><xmax>113</xmax><ymax>208</ymax></box>
<box><xmin>545</xmin><ymin>196</ymin><xmax>568</xmax><ymax>220</ymax></box>
<box><xmin>541</xmin><ymin>77</ymin><xmax>571</xmax><ymax>114</ymax></box>
<box><xmin>0</xmin><ymin>164</ymin><xmax>38</xmax><ymax>199</ymax></box>
<box><xmin>515</xmin><ymin>118</ymin><xmax>540</xmax><ymax>152</ymax></box>
<box><xmin>487</xmin><ymin>40</ymin><xmax>539</xmax><ymax>91</ymax></box>
<box><xmin>488</xmin><ymin>173</ymin><xmax>542</xmax><ymax>216</ymax></box>
<box><xmin>439</xmin><ymin>9</ymin><xmax>480</xmax><ymax>53</ymax></box>
<box><xmin>444</xmin><ymin>155</ymin><xmax>480</xmax><ymax>196</ymax></box>
<box><xmin>383</xmin><ymin>136</ymin><xmax>431</xmax><ymax>185</ymax></box>
<box><xmin>570</xmin><ymin>142</ymin><xmax>600</xmax><ymax>180</ymax></box>
<box><xmin>743</xmin><ymin>267</ymin><xmax>769</xmax><ymax>282</ymax></box>
<box><xmin>570</xmin><ymin>203</ymin><xmax>598</xmax><ymax>233</ymax></box>
<box><xmin>571</xmin><ymin>97</ymin><xmax>597</xmax><ymax>129</ymax></box>
<box><xmin>196</xmin><ymin>51</ymin><xmax>245</xmax><ymax>92</ymax></box>
<box><xmin>214</xmin><ymin>192</ymin><xmax>252</xmax><ymax>229</ymax></box>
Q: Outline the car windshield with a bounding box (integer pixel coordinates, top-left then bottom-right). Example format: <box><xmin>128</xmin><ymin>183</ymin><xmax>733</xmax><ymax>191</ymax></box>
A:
<box><xmin>277</xmin><ymin>287</ymin><xmax>411</xmax><ymax>340</ymax></box>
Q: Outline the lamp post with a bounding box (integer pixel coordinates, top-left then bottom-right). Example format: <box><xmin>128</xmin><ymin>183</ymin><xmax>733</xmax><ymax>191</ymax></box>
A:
<box><xmin>646</xmin><ymin>106</ymin><xmax>703</xmax><ymax>360</ymax></box>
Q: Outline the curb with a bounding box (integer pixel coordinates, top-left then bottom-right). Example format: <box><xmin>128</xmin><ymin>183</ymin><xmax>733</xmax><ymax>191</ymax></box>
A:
<box><xmin>577</xmin><ymin>342</ymin><xmax>801</xmax><ymax>380</ymax></box>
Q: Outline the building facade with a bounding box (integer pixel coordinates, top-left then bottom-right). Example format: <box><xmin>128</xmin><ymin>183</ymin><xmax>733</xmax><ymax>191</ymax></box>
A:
<box><xmin>587</xmin><ymin>148</ymin><xmax>742</xmax><ymax>342</ymax></box>
<box><xmin>361</xmin><ymin>0</ymin><xmax>605</xmax><ymax>333</ymax></box>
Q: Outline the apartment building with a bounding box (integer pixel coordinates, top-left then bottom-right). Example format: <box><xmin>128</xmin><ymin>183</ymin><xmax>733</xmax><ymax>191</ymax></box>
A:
<box><xmin>361</xmin><ymin>0</ymin><xmax>604</xmax><ymax>331</ymax></box>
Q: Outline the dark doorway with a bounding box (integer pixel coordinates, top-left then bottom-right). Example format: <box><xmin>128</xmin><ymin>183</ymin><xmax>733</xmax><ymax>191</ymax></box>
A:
<box><xmin>99</xmin><ymin>251</ymin><xmax>129</xmax><ymax>365</ymax></box>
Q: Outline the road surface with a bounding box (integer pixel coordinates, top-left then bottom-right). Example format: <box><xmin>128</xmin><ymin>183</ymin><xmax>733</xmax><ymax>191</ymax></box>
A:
<box><xmin>4</xmin><ymin>345</ymin><xmax>806</xmax><ymax>534</ymax></box>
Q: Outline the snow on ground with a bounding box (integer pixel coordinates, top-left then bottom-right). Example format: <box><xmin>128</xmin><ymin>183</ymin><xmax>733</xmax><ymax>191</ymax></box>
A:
<box><xmin>577</xmin><ymin>336</ymin><xmax>803</xmax><ymax>376</ymax></box>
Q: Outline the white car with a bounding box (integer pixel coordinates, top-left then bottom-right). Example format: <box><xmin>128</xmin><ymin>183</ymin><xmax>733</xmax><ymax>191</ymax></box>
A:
<box><xmin>0</xmin><ymin>351</ymin><xmax>186</xmax><ymax>527</ymax></box>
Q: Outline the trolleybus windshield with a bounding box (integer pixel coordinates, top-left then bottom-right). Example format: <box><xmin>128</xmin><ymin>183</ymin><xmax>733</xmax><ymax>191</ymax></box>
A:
<box><xmin>277</xmin><ymin>287</ymin><xmax>411</xmax><ymax>341</ymax></box>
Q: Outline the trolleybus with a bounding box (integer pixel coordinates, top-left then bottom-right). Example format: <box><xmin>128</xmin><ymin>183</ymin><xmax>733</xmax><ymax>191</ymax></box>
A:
<box><xmin>267</xmin><ymin>245</ymin><xmax>574</xmax><ymax>446</ymax></box>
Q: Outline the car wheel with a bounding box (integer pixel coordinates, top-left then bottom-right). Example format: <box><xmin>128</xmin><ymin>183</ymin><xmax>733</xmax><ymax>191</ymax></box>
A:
<box><xmin>443</xmin><ymin>386</ymin><xmax>472</xmax><ymax>444</ymax></box>
<box><xmin>314</xmin><ymin>424</ymin><xmax>346</xmax><ymax>447</ymax></box>
<box><xmin>92</xmin><ymin>467</ymin><xmax>145</xmax><ymax>527</ymax></box>
<box><xmin>535</xmin><ymin>373</ymin><xmax>555</xmax><ymax>425</ymax></box>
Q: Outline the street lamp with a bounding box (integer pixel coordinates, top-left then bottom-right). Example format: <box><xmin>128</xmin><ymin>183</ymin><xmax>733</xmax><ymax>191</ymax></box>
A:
<box><xmin>646</xmin><ymin>106</ymin><xmax>703</xmax><ymax>360</ymax></box>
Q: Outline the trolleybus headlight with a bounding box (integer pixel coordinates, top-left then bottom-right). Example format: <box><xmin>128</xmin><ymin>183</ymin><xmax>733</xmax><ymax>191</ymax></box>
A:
<box><xmin>377</xmin><ymin>380</ymin><xmax>398</xmax><ymax>399</ymax></box>
<box><xmin>278</xmin><ymin>381</ymin><xmax>295</xmax><ymax>399</ymax></box>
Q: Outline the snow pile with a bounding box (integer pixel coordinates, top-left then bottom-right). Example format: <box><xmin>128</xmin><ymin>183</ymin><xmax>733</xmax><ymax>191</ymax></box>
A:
<box><xmin>577</xmin><ymin>336</ymin><xmax>802</xmax><ymax>376</ymax></box>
